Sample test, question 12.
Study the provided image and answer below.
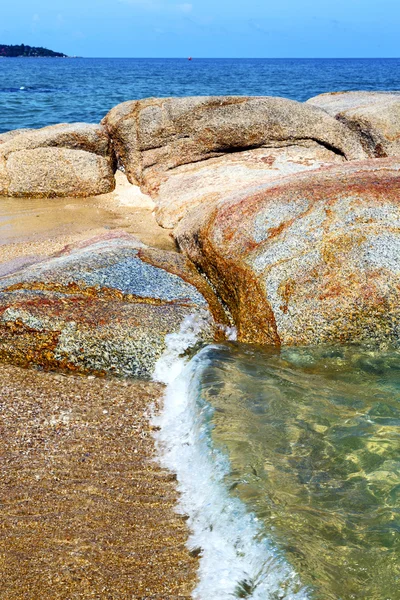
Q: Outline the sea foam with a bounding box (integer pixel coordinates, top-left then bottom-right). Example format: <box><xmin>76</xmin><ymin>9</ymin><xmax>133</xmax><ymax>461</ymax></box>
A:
<box><xmin>152</xmin><ymin>315</ymin><xmax>309</xmax><ymax>599</ymax></box>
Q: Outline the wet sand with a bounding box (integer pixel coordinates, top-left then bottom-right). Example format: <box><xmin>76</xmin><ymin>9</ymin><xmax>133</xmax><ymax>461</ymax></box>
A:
<box><xmin>0</xmin><ymin>363</ymin><xmax>197</xmax><ymax>599</ymax></box>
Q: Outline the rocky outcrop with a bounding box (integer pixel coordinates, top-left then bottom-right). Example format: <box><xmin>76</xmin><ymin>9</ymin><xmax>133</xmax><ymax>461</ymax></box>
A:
<box><xmin>0</xmin><ymin>232</ymin><xmax>227</xmax><ymax>377</ymax></box>
<box><xmin>102</xmin><ymin>96</ymin><xmax>367</xmax><ymax>227</ymax></box>
<box><xmin>2</xmin><ymin>94</ymin><xmax>400</xmax><ymax>354</ymax></box>
<box><xmin>175</xmin><ymin>158</ymin><xmax>400</xmax><ymax>348</ymax></box>
<box><xmin>154</xmin><ymin>142</ymin><xmax>345</xmax><ymax>228</ymax></box>
<box><xmin>0</xmin><ymin>122</ymin><xmax>112</xmax><ymax>157</ymax></box>
<box><xmin>0</xmin><ymin>123</ymin><xmax>115</xmax><ymax>197</ymax></box>
<box><xmin>307</xmin><ymin>91</ymin><xmax>400</xmax><ymax>158</ymax></box>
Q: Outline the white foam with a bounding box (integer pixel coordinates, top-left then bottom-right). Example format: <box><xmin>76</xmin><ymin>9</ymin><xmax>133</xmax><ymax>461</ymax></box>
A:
<box><xmin>152</xmin><ymin>315</ymin><xmax>309</xmax><ymax>600</ymax></box>
<box><xmin>219</xmin><ymin>323</ymin><xmax>238</xmax><ymax>341</ymax></box>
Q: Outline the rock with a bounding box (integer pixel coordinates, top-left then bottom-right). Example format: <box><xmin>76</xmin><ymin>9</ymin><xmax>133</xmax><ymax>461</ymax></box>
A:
<box><xmin>102</xmin><ymin>96</ymin><xmax>367</xmax><ymax>226</ymax></box>
<box><xmin>307</xmin><ymin>91</ymin><xmax>400</xmax><ymax>158</ymax></box>
<box><xmin>4</xmin><ymin>148</ymin><xmax>114</xmax><ymax>198</ymax></box>
<box><xmin>0</xmin><ymin>123</ymin><xmax>115</xmax><ymax>197</ymax></box>
<box><xmin>0</xmin><ymin>122</ymin><xmax>112</xmax><ymax>157</ymax></box>
<box><xmin>154</xmin><ymin>142</ymin><xmax>345</xmax><ymax>228</ymax></box>
<box><xmin>0</xmin><ymin>128</ymin><xmax>35</xmax><ymax>144</ymax></box>
<box><xmin>0</xmin><ymin>232</ymin><xmax>227</xmax><ymax>378</ymax></box>
<box><xmin>175</xmin><ymin>158</ymin><xmax>400</xmax><ymax>348</ymax></box>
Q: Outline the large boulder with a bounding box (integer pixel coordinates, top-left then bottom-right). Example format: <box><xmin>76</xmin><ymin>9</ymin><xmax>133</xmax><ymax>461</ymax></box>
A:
<box><xmin>5</xmin><ymin>148</ymin><xmax>114</xmax><ymax>197</ymax></box>
<box><xmin>0</xmin><ymin>122</ymin><xmax>112</xmax><ymax>157</ymax></box>
<box><xmin>154</xmin><ymin>142</ymin><xmax>345</xmax><ymax>228</ymax></box>
<box><xmin>175</xmin><ymin>158</ymin><xmax>400</xmax><ymax>348</ymax></box>
<box><xmin>0</xmin><ymin>232</ymin><xmax>227</xmax><ymax>377</ymax></box>
<box><xmin>102</xmin><ymin>96</ymin><xmax>367</xmax><ymax>227</ymax></box>
<box><xmin>0</xmin><ymin>123</ymin><xmax>115</xmax><ymax>197</ymax></box>
<box><xmin>307</xmin><ymin>91</ymin><xmax>400</xmax><ymax>158</ymax></box>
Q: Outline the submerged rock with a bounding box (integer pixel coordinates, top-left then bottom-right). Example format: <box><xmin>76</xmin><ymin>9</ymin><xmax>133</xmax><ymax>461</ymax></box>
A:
<box><xmin>175</xmin><ymin>158</ymin><xmax>400</xmax><ymax>347</ymax></box>
<box><xmin>0</xmin><ymin>232</ymin><xmax>226</xmax><ymax>378</ymax></box>
<box><xmin>0</xmin><ymin>123</ymin><xmax>115</xmax><ymax>197</ymax></box>
<box><xmin>307</xmin><ymin>91</ymin><xmax>400</xmax><ymax>158</ymax></box>
<box><xmin>102</xmin><ymin>96</ymin><xmax>366</xmax><ymax>227</ymax></box>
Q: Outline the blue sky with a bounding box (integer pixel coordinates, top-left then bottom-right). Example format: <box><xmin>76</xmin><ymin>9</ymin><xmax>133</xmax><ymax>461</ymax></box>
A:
<box><xmin>1</xmin><ymin>0</ymin><xmax>399</xmax><ymax>58</ymax></box>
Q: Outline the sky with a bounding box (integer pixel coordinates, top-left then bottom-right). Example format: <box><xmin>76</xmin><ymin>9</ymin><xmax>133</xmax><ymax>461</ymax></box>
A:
<box><xmin>0</xmin><ymin>0</ymin><xmax>399</xmax><ymax>58</ymax></box>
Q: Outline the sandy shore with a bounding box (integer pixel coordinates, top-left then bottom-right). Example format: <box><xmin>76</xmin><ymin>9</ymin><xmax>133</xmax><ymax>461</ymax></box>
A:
<box><xmin>0</xmin><ymin>363</ymin><xmax>197</xmax><ymax>599</ymax></box>
<box><xmin>0</xmin><ymin>177</ymin><xmax>198</xmax><ymax>598</ymax></box>
<box><xmin>0</xmin><ymin>171</ymin><xmax>176</xmax><ymax>277</ymax></box>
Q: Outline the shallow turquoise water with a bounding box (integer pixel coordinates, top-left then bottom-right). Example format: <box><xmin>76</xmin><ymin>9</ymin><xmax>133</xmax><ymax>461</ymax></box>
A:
<box><xmin>196</xmin><ymin>344</ymin><xmax>400</xmax><ymax>599</ymax></box>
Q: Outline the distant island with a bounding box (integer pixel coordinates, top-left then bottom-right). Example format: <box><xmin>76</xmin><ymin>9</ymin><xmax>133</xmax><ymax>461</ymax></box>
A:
<box><xmin>0</xmin><ymin>44</ymin><xmax>67</xmax><ymax>58</ymax></box>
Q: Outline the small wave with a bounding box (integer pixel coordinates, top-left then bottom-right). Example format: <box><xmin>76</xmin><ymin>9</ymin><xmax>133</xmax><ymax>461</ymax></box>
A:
<box><xmin>152</xmin><ymin>315</ymin><xmax>308</xmax><ymax>600</ymax></box>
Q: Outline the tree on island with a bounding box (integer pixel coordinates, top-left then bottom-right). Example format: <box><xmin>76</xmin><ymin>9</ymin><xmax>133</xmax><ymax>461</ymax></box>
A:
<box><xmin>0</xmin><ymin>44</ymin><xmax>67</xmax><ymax>58</ymax></box>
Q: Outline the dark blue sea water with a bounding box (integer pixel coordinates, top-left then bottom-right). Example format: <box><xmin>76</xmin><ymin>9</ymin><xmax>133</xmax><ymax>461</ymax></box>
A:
<box><xmin>1</xmin><ymin>57</ymin><xmax>400</xmax><ymax>133</ymax></box>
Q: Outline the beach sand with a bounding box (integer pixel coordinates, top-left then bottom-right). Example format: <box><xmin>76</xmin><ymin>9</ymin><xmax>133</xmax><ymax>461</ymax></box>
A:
<box><xmin>0</xmin><ymin>171</ymin><xmax>176</xmax><ymax>277</ymax></box>
<box><xmin>0</xmin><ymin>363</ymin><xmax>197</xmax><ymax>599</ymax></box>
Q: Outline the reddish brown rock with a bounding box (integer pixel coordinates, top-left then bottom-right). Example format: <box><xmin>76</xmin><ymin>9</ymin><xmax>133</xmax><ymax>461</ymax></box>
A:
<box><xmin>307</xmin><ymin>91</ymin><xmax>400</xmax><ymax>158</ymax></box>
<box><xmin>0</xmin><ymin>232</ymin><xmax>227</xmax><ymax>377</ymax></box>
<box><xmin>154</xmin><ymin>142</ymin><xmax>345</xmax><ymax>228</ymax></box>
<box><xmin>175</xmin><ymin>158</ymin><xmax>400</xmax><ymax>347</ymax></box>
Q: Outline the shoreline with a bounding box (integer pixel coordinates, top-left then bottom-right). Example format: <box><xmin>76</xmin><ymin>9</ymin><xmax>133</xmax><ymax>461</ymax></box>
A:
<box><xmin>0</xmin><ymin>173</ymin><xmax>198</xmax><ymax>597</ymax></box>
<box><xmin>0</xmin><ymin>89</ymin><xmax>399</xmax><ymax>597</ymax></box>
<box><xmin>0</xmin><ymin>170</ymin><xmax>176</xmax><ymax>278</ymax></box>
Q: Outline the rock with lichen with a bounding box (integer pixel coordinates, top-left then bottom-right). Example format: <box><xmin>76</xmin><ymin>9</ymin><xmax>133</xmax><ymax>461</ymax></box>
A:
<box><xmin>0</xmin><ymin>232</ymin><xmax>227</xmax><ymax>378</ymax></box>
<box><xmin>175</xmin><ymin>158</ymin><xmax>400</xmax><ymax>348</ymax></box>
<box><xmin>153</xmin><ymin>143</ymin><xmax>347</xmax><ymax>228</ymax></box>
<box><xmin>307</xmin><ymin>91</ymin><xmax>400</xmax><ymax>158</ymax></box>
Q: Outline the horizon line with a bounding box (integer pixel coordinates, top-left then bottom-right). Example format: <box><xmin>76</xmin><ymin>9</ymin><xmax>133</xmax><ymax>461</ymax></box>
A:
<box><xmin>3</xmin><ymin>55</ymin><xmax>400</xmax><ymax>60</ymax></box>
<box><xmin>62</xmin><ymin>56</ymin><xmax>400</xmax><ymax>60</ymax></box>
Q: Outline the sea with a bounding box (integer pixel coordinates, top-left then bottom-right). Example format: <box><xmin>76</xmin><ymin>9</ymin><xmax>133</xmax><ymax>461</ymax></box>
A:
<box><xmin>1</xmin><ymin>57</ymin><xmax>400</xmax><ymax>132</ymax></box>
<box><xmin>1</xmin><ymin>57</ymin><xmax>400</xmax><ymax>599</ymax></box>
